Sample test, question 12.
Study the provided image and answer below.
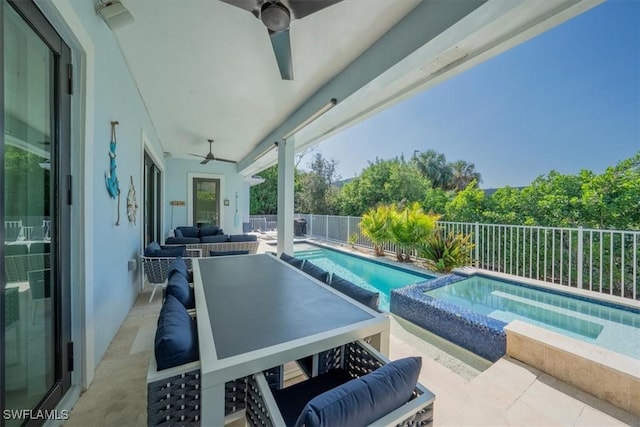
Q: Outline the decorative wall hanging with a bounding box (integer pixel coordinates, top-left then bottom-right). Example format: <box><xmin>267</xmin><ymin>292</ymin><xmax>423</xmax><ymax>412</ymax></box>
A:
<box><xmin>105</xmin><ymin>120</ymin><xmax>121</xmax><ymax>226</ymax></box>
<box><xmin>127</xmin><ymin>175</ymin><xmax>138</xmax><ymax>224</ymax></box>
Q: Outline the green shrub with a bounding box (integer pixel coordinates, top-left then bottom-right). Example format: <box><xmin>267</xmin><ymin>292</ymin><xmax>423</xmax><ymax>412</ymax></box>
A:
<box><xmin>388</xmin><ymin>202</ymin><xmax>438</xmax><ymax>262</ymax></box>
<box><xmin>359</xmin><ymin>205</ymin><xmax>393</xmax><ymax>256</ymax></box>
<box><xmin>419</xmin><ymin>229</ymin><xmax>474</xmax><ymax>272</ymax></box>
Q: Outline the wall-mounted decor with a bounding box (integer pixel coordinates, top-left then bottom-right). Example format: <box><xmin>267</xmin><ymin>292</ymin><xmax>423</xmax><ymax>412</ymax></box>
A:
<box><xmin>127</xmin><ymin>175</ymin><xmax>138</xmax><ymax>224</ymax></box>
<box><xmin>105</xmin><ymin>121</ymin><xmax>121</xmax><ymax>225</ymax></box>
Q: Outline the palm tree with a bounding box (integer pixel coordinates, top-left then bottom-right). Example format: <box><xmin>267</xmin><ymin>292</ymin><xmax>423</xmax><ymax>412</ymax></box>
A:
<box><xmin>449</xmin><ymin>160</ymin><xmax>482</xmax><ymax>192</ymax></box>
<box><xmin>413</xmin><ymin>150</ymin><xmax>452</xmax><ymax>189</ymax></box>
<box><xmin>359</xmin><ymin>205</ymin><xmax>393</xmax><ymax>256</ymax></box>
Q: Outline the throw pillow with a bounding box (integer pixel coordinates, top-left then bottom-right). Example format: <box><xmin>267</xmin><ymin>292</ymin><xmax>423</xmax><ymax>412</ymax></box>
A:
<box><xmin>167</xmin><ymin>256</ymin><xmax>189</xmax><ymax>281</ymax></box>
<box><xmin>329</xmin><ymin>274</ymin><xmax>380</xmax><ymax>311</ymax></box>
<box><xmin>301</xmin><ymin>261</ymin><xmax>329</xmax><ymax>283</ymax></box>
<box><xmin>198</xmin><ymin>226</ymin><xmax>220</xmax><ymax>237</ymax></box>
<box><xmin>154</xmin><ymin>295</ymin><xmax>199</xmax><ymax>370</ymax></box>
<box><xmin>144</xmin><ymin>241</ymin><xmax>162</xmax><ymax>257</ymax></box>
<box><xmin>294</xmin><ymin>357</ymin><xmax>421</xmax><ymax>427</ymax></box>
<box><xmin>280</xmin><ymin>253</ymin><xmax>304</xmax><ymax>269</ymax></box>
<box><xmin>166</xmin><ymin>273</ymin><xmax>195</xmax><ymax>309</ymax></box>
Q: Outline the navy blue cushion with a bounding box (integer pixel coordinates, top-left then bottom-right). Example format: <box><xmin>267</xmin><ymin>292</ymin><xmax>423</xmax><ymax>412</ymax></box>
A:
<box><xmin>166</xmin><ymin>273</ymin><xmax>195</xmax><ymax>309</ymax></box>
<box><xmin>329</xmin><ymin>274</ymin><xmax>380</xmax><ymax>311</ymax></box>
<box><xmin>200</xmin><ymin>234</ymin><xmax>229</xmax><ymax>243</ymax></box>
<box><xmin>165</xmin><ymin>236</ymin><xmax>200</xmax><ymax>244</ymax></box>
<box><xmin>154</xmin><ymin>295</ymin><xmax>199</xmax><ymax>370</ymax></box>
<box><xmin>153</xmin><ymin>246</ymin><xmax>187</xmax><ymax>257</ymax></box>
<box><xmin>294</xmin><ymin>357</ymin><xmax>422</xmax><ymax>427</ymax></box>
<box><xmin>228</xmin><ymin>234</ymin><xmax>258</xmax><ymax>242</ymax></box>
<box><xmin>176</xmin><ymin>226</ymin><xmax>199</xmax><ymax>238</ymax></box>
<box><xmin>280</xmin><ymin>253</ymin><xmax>304</xmax><ymax>269</ymax></box>
<box><xmin>301</xmin><ymin>261</ymin><xmax>329</xmax><ymax>283</ymax></box>
<box><xmin>209</xmin><ymin>250</ymin><xmax>250</xmax><ymax>256</ymax></box>
<box><xmin>198</xmin><ymin>226</ymin><xmax>220</xmax><ymax>237</ymax></box>
<box><xmin>167</xmin><ymin>256</ymin><xmax>189</xmax><ymax>281</ymax></box>
<box><xmin>174</xmin><ymin>228</ymin><xmax>184</xmax><ymax>238</ymax></box>
<box><xmin>144</xmin><ymin>241</ymin><xmax>162</xmax><ymax>257</ymax></box>
<box><xmin>273</xmin><ymin>369</ymin><xmax>354</xmax><ymax>426</ymax></box>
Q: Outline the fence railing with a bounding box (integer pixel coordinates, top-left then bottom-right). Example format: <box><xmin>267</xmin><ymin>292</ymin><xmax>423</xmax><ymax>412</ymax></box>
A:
<box><xmin>249</xmin><ymin>214</ymin><xmax>640</xmax><ymax>300</ymax></box>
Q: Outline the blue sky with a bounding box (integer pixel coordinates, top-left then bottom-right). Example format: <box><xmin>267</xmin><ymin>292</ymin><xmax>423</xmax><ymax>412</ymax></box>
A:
<box><xmin>312</xmin><ymin>0</ymin><xmax>640</xmax><ymax>189</ymax></box>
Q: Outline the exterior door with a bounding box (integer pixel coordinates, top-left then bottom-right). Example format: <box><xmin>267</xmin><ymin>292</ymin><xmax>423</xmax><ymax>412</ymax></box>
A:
<box><xmin>192</xmin><ymin>178</ymin><xmax>220</xmax><ymax>227</ymax></box>
<box><xmin>1</xmin><ymin>1</ymin><xmax>72</xmax><ymax>425</ymax></box>
<box><xmin>144</xmin><ymin>152</ymin><xmax>161</xmax><ymax>245</ymax></box>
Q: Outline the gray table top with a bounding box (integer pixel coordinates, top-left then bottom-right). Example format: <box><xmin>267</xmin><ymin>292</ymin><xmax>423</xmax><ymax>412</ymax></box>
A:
<box><xmin>198</xmin><ymin>254</ymin><xmax>375</xmax><ymax>359</ymax></box>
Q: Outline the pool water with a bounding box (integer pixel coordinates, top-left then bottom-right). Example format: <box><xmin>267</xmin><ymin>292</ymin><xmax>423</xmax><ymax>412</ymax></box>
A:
<box><xmin>425</xmin><ymin>276</ymin><xmax>640</xmax><ymax>359</ymax></box>
<box><xmin>294</xmin><ymin>247</ymin><xmax>434</xmax><ymax>311</ymax></box>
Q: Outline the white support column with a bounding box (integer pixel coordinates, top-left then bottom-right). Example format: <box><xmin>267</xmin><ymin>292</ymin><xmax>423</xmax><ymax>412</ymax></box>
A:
<box><xmin>277</xmin><ymin>140</ymin><xmax>295</xmax><ymax>255</ymax></box>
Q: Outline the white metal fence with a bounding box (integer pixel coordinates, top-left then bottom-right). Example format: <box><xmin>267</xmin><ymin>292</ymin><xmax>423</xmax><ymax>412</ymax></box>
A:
<box><xmin>249</xmin><ymin>214</ymin><xmax>640</xmax><ymax>300</ymax></box>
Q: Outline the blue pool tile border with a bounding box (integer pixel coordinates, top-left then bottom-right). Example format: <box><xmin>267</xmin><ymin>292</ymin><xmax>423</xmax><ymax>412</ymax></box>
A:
<box><xmin>391</xmin><ymin>274</ymin><xmax>507</xmax><ymax>362</ymax></box>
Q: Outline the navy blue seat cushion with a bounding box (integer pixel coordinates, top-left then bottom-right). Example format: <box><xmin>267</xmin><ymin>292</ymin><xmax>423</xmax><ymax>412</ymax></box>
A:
<box><xmin>280</xmin><ymin>253</ymin><xmax>304</xmax><ymax>269</ymax></box>
<box><xmin>209</xmin><ymin>250</ymin><xmax>250</xmax><ymax>256</ymax></box>
<box><xmin>273</xmin><ymin>369</ymin><xmax>354</xmax><ymax>427</ymax></box>
<box><xmin>198</xmin><ymin>226</ymin><xmax>220</xmax><ymax>237</ymax></box>
<box><xmin>144</xmin><ymin>241</ymin><xmax>162</xmax><ymax>257</ymax></box>
<box><xmin>293</xmin><ymin>357</ymin><xmax>422</xmax><ymax>427</ymax></box>
<box><xmin>176</xmin><ymin>226</ymin><xmax>199</xmax><ymax>238</ymax></box>
<box><xmin>166</xmin><ymin>273</ymin><xmax>195</xmax><ymax>309</ymax></box>
<box><xmin>301</xmin><ymin>261</ymin><xmax>329</xmax><ymax>283</ymax></box>
<box><xmin>154</xmin><ymin>295</ymin><xmax>199</xmax><ymax>370</ymax></box>
<box><xmin>167</xmin><ymin>256</ymin><xmax>189</xmax><ymax>281</ymax></box>
<box><xmin>165</xmin><ymin>236</ymin><xmax>200</xmax><ymax>245</ymax></box>
<box><xmin>153</xmin><ymin>246</ymin><xmax>187</xmax><ymax>257</ymax></box>
<box><xmin>200</xmin><ymin>234</ymin><xmax>230</xmax><ymax>243</ymax></box>
<box><xmin>329</xmin><ymin>274</ymin><xmax>380</xmax><ymax>311</ymax></box>
<box><xmin>228</xmin><ymin>234</ymin><xmax>258</xmax><ymax>242</ymax></box>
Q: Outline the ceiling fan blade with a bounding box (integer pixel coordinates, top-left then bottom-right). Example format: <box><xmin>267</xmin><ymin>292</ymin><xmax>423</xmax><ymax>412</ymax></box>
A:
<box><xmin>189</xmin><ymin>153</ymin><xmax>206</xmax><ymax>158</ymax></box>
<box><xmin>200</xmin><ymin>158</ymin><xmax>210</xmax><ymax>165</ymax></box>
<box><xmin>215</xmin><ymin>158</ymin><xmax>238</xmax><ymax>164</ymax></box>
<box><xmin>269</xmin><ymin>29</ymin><xmax>293</xmax><ymax>80</ymax></box>
<box><xmin>286</xmin><ymin>0</ymin><xmax>342</xmax><ymax>19</ymax></box>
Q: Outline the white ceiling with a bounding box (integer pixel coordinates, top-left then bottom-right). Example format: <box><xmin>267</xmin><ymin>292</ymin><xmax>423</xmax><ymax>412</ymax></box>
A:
<box><xmin>112</xmin><ymin>0</ymin><xmax>601</xmax><ymax>175</ymax></box>
<box><xmin>113</xmin><ymin>0</ymin><xmax>420</xmax><ymax>163</ymax></box>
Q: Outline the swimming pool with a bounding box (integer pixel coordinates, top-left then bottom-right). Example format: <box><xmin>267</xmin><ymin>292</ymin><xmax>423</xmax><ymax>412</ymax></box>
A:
<box><xmin>427</xmin><ymin>276</ymin><xmax>640</xmax><ymax>359</ymax></box>
<box><xmin>391</xmin><ymin>273</ymin><xmax>640</xmax><ymax>361</ymax></box>
<box><xmin>294</xmin><ymin>246</ymin><xmax>434</xmax><ymax>311</ymax></box>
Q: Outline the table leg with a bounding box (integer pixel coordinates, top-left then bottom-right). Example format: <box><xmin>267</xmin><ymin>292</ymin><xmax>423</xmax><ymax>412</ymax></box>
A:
<box><xmin>201</xmin><ymin>383</ymin><xmax>226</xmax><ymax>426</ymax></box>
<box><xmin>369</xmin><ymin>327</ymin><xmax>390</xmax><ymax>357</ymax></box>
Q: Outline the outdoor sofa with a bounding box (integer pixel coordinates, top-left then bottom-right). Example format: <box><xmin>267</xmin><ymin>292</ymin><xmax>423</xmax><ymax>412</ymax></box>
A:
<box><xmin>164</xmin><ymin>225</ymin><xmax>259</xmax><ymax>255</ymax></box>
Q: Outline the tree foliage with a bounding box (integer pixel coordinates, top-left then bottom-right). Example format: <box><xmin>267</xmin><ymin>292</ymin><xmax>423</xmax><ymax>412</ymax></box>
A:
<box><xmin>338</xmin><ymin>157</ymin><xmax>429</xmax><ymax>215</ymax></box>
<box><xmin>251</xmin><ymin>148</ymin><xmax>639</xmax><ymax>231</ymax></box>
<box><xmin>297</xmin><ymin>153</ymin><xmax>340</xmax><ymax>215</ymax></box>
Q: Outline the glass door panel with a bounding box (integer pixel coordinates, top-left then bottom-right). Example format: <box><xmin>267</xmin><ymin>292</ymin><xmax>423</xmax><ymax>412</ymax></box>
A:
<box><xmin>3</xmin><ymin>1</ymin><xmax>70</xmax><ymax>424</ymax></box>
<box><xmin>192</xmin><ymin>178</ymin><xmax>219</xmax><ymax>227</ymax></box>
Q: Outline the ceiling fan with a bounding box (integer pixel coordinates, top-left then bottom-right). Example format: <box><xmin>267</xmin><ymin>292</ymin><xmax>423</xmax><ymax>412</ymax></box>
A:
<box><xmin>189</xmin><ymin>139</ymin><xmax>236</xmax><ymax>164</ymax></box>
<box><xmin>220</xmin><ymin>0</ymin><xmax>343</xmax><ymax>80</ymax></box>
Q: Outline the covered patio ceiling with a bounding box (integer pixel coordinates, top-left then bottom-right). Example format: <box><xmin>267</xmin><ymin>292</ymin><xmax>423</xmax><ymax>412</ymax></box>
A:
<box><xmin>110</xmin><ymin>0</ymin><xmax>601</xmax><ymax>175</ymax></box>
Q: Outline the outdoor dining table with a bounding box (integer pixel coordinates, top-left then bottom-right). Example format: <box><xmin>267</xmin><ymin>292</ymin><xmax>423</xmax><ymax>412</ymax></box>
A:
<box><xmin>193</xmin><ymin>253</ymin><xmax>391</xmax><ymax>426</ymax></box>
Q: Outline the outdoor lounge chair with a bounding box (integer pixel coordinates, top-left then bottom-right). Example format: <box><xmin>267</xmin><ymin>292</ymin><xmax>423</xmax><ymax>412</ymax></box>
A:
<box><xmin>247</xmin><ymin>340</ymin><xmax>435</xmax><ymax>427</ymax></box>
<box><xmin>141</xmin><ymin>248</ymin><xmax>201</xmax><ymax>303</ymax></box>
<box><xmin>147</xmin><ymin>294</ymin><xmax>280</xmax><ymax>426</ymax></box>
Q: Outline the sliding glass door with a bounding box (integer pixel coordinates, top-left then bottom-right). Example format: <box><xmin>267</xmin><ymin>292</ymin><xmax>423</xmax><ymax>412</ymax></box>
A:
<box><xmin>2</xmin><ymin>1</ymin><xmax>72</xmax><ymax>425</ymax></box>
<box><xmin>144</xmin><ymin>152</ymin><xmax>162</xmax><ymax>245</ymax></box>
